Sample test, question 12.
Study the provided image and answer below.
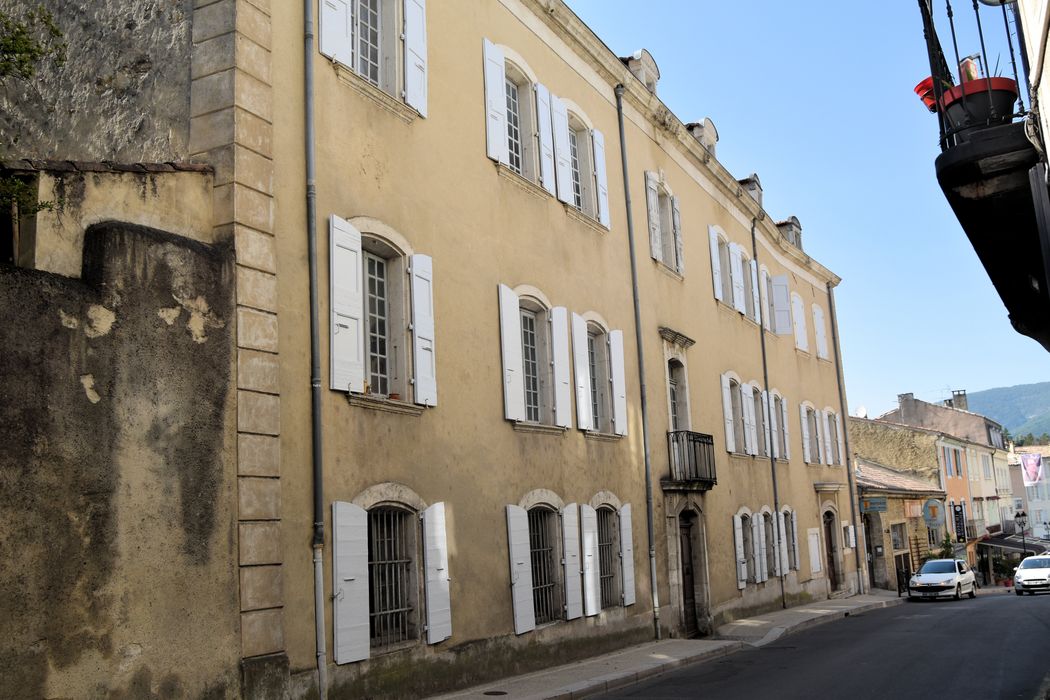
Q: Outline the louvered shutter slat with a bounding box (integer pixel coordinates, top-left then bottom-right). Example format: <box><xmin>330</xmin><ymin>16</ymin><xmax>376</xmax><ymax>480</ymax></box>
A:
<box><xmin>506</xmin><ymin>505</ymin><xmax>535</xmax><ymax>634</ymax></box>
<box><xmin>771</xmin><ymin>275</ymin><xmax>792</xmax><ymax>335</ymax></box>
<box><xmin>645</xmin><ymin>172</ymin><xmax>661</xmax><ymax>260</ymax></box>
<box><xmin>403</xmin><ymin>0</ymin><xmax>428</xmax><ymax>116</ymax></box>
<box><xmin>721</xmin><ymin>374</ymin><xmax>735</xmax><ymax>453</ymax></box>
<box><xmin>821</xmin><ymin>410</ymin><xmax>833</xmax><ymax>465</ymax></box>
<box><xmin>742</xmin><ymin>384</ymin><xmax>757</xmax><ymax>456</ymax></box>
<box><xmin>562</xmin><ymin>503</ymin><xmax>583</xmax><ymax>619</ymax></box>
<box><xmin>332</xmin><ymin>501</ymin><xmax>369</xmax><ymax>663</ymax></box>
<box><xmin>760</xmin><ymin>269</ymin><xmax>770</xmax><ymax>330</ymax></box>
<box><xmin>330</xmin><ymin>215</ymin><xmax>365</xmax><ymax>392</ymax></box>
<box><xmin>749</xmin><ymin>259</ymin><xmax>761</xmax><ymax>323</ymax></box>
<box><xmin>580</xmin><ymin>505</ymin><xmax>600</xmax><ymax>616</ymax></box>
<box><xmin>572</xmin><ymin>313</ymin><xmax>593</xmax><ymax>431</ymax></box>
<box><xmin>609</xmin><ymin>330</ymin><xmax>628</xmax><ymax>436</ymax></box>
<box><xmin>761</xmin><ymin>390</ymin><xmax>771</xmax><ymax>458</ymax></box>
<box><xmin>769</xmin><ymin>393</ymin><xmax>780</xmax><ymax>459</ymax></box>
<box><xmin>423</xmin><ymin>502</ymin><xmax>451</xmax><ymax>644</ymax></box>
<box><xmin>775</xmin><ymin>510</ymin><xmax>787</xmax><ymax>576</ymax></box>
<box><xmin>411</xmin><ymin>254</ymin><xmax>437</xmax><ymax>406</ymax></box>
<box><xmin>551</xmin><ymin>96</ymin><xmax>573</xmax><ymax>204</ymax></box>
<box><xmin>483</xmin><ymin>40</ymin><xmax>508</xmax><ymax>164</ymax></box>
<box><xmin>730</xmin><ymin>244</ymin><xmax>746</xmax><ymax>313</ymax></box>
<box><xmin>709</xmin><ymin>228</ymin><xmax>723</xmax><ymax>301</ymax></box>
<box><xmin>733</xmin><ymin>514</ymin><xmax>747</xmax><ymax>589</ymax></box>
<box><xmin>619</xmin><ymin>504</ymin><xmax>636</xmax><ymax>606</ymax></box>
<box><xmin>551</xmin><ymin>307</ymin><xmax>572</xmax><ymax>428</ymax></box>
<box><xmin>801</xmin><ymin>405</ymin><xmax>811</xmax><ymax>464</ymax></box>
<box><xmin>592</xmin><ymin>129</ymin><xmax>610</xmax><ymax>228</ymax></box>
<box><xmin>751</xmin><ymin>515</ymin><xmax>762</xmax><ymax>582</ymax></box>
<box><xmin>320</xmin><ymin>0</ymin><xmax>353</xmax><ymax>67</ymax></box>
<box><xmin>498</xmin><ymin>285</ymin><xmax>525</xmax><ymax>421</ymax></box>
<box><xmin>534</xmin><ymin>83</ymin><xmax>556</xmax><ymax>196</ymax></box>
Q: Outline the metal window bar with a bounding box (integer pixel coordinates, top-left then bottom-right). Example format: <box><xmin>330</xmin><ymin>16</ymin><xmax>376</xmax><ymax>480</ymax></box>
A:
<box><xmin>666</xmin><ymin>431</ymin><xmax>716</xmax><ymax>483</ymax></box>
<box><xmin>366</xmin><ymin>254</ymin><xmax>389</xmax><ymax>396</ymax></box>
<box><xmin>568</xmin><ymin>129</ymin><xmax>583</xmax><ymax>210</ymax></box>
<box><xmin>528</xmin><ymin>509</ymin><xmax>557</xmax><ymax>624</ymax></box>
<box><xmin>356</xmin><ymin>0</ymin><xmax>381</xmax><ymax>86</ymax></box>
<box><xmin>368</xmin><ymin>507</ymin><xmax>414</xmax><ymax>648</ymax></box>
<box><xmin>597</xmin><ymin>508</ymin><xmax>617</xmax><ymax>608</ymax></box>
<box><xmin>587</xmin><ymin>334</ymin><xmax>600</xmax><ymax>429</ymax></box>
<box><xmin>505</xmin><ymin>79</ymin><xmax>523</xmax><ymax>175</ymax></box>
<box><xmin>521</xmin><ymin>311</ymin><xmax>540</xmax><ymax>422</ymax></box>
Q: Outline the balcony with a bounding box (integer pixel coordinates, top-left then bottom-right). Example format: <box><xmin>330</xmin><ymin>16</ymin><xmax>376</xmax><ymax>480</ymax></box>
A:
<box><xmin>661</xmin><ymin>430</ymin><xmax>717</xmax><ymax>491</ymax></box>
<box><xmin>966</xmin><ymin>518</ymin><xmax>986</xmax><ymax>540</ymax></box>
<box><xmin>915</xmin><ymin>1</ymin><xmax>1050</xmax><ymax>350</ymax></box>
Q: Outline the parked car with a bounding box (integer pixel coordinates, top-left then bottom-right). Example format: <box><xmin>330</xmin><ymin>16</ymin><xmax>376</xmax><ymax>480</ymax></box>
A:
<box><xmin>1014</xmin><ymin>555</ymin><xmax>1050</xmax><ymax>595</ymax></box>
<box><xmin>908</xmin><ymin>559</ymin><xmax>977</xmax><ymax>600</ymax></box>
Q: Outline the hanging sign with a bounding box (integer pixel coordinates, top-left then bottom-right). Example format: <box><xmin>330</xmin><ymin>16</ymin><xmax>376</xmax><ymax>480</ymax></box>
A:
<box><xmin>922</xmin><ymin>499</ymin><xmax>944</xmax><ymax>528</ymax></box>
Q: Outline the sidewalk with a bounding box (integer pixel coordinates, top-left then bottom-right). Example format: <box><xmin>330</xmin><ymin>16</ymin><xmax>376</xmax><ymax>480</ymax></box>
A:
<box><xmin>436</xmin><ymin>590</ymin><xmax>904</xmax><ymax>700</ymax></box>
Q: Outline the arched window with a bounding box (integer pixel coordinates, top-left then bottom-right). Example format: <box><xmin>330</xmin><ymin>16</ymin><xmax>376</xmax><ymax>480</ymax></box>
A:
<box><xmin>740</xmin><ymin>512</ymin><xmax>755</xmax><ymax>582</ymax></box>
<box><xmin>519</xmin><ymin>295</ymin><xmax>553</xmax><ymax>423</ymax></box>
<box><xmin>567</xmin><ymin>112</ymin><xmax>595</xmax><ymax>216</ymax></box>
<box><xmin>644</xmin><ymin>171</ymin><xmax>682</xmax><ymax>273</ymax></box>
<box><xmin>781</xmin><ymin>506</ymin><xmax>799</xmax><ymax>570</ymax></box>
<box><xmin>764</xmin><ymin>511</ymin><xmax>776</xmax><ymax>579</ymax></box>
<box><xmin>527</xmin><ymin>505</ymin><xmax>561</xmax><ymax>624</ymax></box>
<box><xmin>362</xmin><ymin>235</ymin><xmax>406</xmax><ymax>397</ymax></box>
<box><xmin>587</xmin><ymin>322</ymin><xmax>612</xmax><ymax>433</ymax></box>
<box><xmin>773</xmin><ymin>392</ymin><xmax>789</xmax><ymax>459</ymax></box>
<box><xmin>596</xmin><ymin>505</ymin><xmax>621</xmax><ymax>608</ymax></box>
<box><xmin>791</xmin><ymin>292</ymin><xmax>809</xmax><ymax>351</ymax></box>
<box><xmin>367</xmin><ymin>505</ymin><xmax>419</xmax><ymax>647</ymax></box>
<box><xmin>752</xmin><ymin>384</ymin><xmax>767</xmax><ymax>457</ymax></box>
<box><xmin>668</xmin><ymin>359</ymin><xmax>686</xmax><ymax>432</ymax></box>
<box><xmin>504</xmin><ymin>61</ymin><xmax>536</xmax><ymax>180</ymax></box>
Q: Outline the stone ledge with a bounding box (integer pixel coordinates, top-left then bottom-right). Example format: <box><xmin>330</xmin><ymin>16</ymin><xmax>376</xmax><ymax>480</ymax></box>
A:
<box><xmin>513</xmin><ymin>422</ymin><xmax>567</xmax><ymax>436</ymax></box>
<box><xmin>332</xmin><ymin>61</ymin><xmax>418</xmax><ymax>124</ymax></box>
<box><xmin>347</xmin><ymin>393</ymin><xmax>426</xmax><ymax>416</ymax></box>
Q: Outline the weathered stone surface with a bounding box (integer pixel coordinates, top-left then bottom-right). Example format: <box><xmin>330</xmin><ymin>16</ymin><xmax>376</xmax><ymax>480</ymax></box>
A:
<box><xmin>241</xmin><ymin>609</ymin><xmax>285</xmax><ymax>659</ymax></box>
<box><xmin>240</xmin><ymin>565</ymin><xmax>283</xmax><ymax>611</ymax></box>
<box><xmin>0</xmin><ymin>1</ymin><xmax>194</xmax><ymax>162</ymax></box>
<box><xmin>239</xmin><ymin>522</ymin><xmax>282</xmax><ymax>565</ymax></box>
<box><xmin>237</xmin><ymin>307</ymin><xmax>278</xmax><ymax>352</ymax></box>
<box><xmin>238</xmin><ymin>433</ymin><xmax>280</xmax><ymax>477</ymax></box>
<box><xmin>238</xmin><ymin>476</ymin><xmax>281</xmax><ymax>520</ymax></box>
<box><xmin>236</xmin><ymin>263</ymin><xmax>277</xmax><ymax>312</ymax></box>
<box><xmin>238</xmin><ymin>347</ymin><xmax>279</xmax><ymax>393</ymax></box>
<box><xmin>238</xmin><ymin>390</ymin><xmax>280</xmax><ymax>435</ymax></box>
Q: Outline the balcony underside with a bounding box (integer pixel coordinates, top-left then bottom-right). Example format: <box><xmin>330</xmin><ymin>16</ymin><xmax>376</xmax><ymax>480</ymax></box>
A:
<box><xmin>659</xmin><ymin>477</ymin><xmax>715</xmax><ymax>493</ymax></box>
<box><xmin>935</xmin><ymin>120</ymin><xmax>1050</xmax><ymax>350</ymax></box>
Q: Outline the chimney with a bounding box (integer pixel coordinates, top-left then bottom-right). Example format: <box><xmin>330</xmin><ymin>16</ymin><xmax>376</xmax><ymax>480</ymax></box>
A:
<box><xmin>686</xmin><ymin>117</ymin><xmax>718</xmax><ymax>157</ymax></box>
<box><xmin>952</xmin><ymin>389</ymin><xmax>968</xmax><ymax>411</ymax></box>
<box><xmin>897</xmin><ymin>392</ymin><xmax>915</xmax><ymax>422</ymax></box>
<box><xmin>737</xmin><ymin>173</ymin><xmax>762</xmax><ymax>208</ymax></box>
<box><xmin>776</xmin><ymin>216</ymin><xmax>803</xmax><ymax>250</ymax></box>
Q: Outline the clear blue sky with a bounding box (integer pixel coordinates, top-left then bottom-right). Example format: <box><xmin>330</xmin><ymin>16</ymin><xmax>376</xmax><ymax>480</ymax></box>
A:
<box><xmin>566</xmin><ymin>0</ymin><xmax>1050</xmax><ymax>417</ymax></box>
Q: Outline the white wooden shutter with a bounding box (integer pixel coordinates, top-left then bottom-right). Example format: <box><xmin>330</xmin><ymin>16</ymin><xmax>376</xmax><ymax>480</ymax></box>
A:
<box><xmin>757</xmin><ymin>514</ymin><xmax>769</xmax><ymax>582</ymax></box>
<box><xmin>760</xmin><ymin>270</ymin><xmax>771</xmax><ymax>330</ymax></box>
<box><xmin>506</xmin><ymin>505</ymin><xmax>535</xmax><ymax>634</ymax></box>
<box><xmin>835</xmin><ymin>413</ymin><xmax>846</xmax><ymax>467</ymax></box>
<box><xmin>320</xmin><ymin>0</ymin><xmax>353</xmax><ymax>67</ymax></box>
<box><xmin>769</xmin><ymin>393</ymin><xmax>780</xmax><ymax>459</ymax></box>
<box><xmin>572</xmin><ymin>313</ymin><xmax>593</xmax><ymax>431</ymax></box>
<box><xmin>790</xmin><ymin>511</ymin><xmax>800</xmax><ymax>569</ymax></box>
<box><xmin>551</xmin><ymin>96</ymin><xmax>573</xmax><ymax>204</ymax></box>
<box><xmin>771</xmin><ymin>275</ymin><xmax>792</xmax><ymax>335</ymax></box>
<box><xmin>498</xmin><ymin>284</ymin><xmax>525</xmax><ymax>421</ymax></box>
<box><xmin>775</xmin><ymin>510</ymin><xmax>787</xmax><ymax>576</ymax></box>
<box><xmin>792</xmin><ymin>294</ymin><xmax>808</xmax><ymax>351</ymax></box>
<box><xmin>721</xmin><ymin>373</ymin><xmax>736</xmax><ymax>453</ymax></box>
<box><xmin>592</xmin><ymin>129</ymin><xmax>610</xmax><ymax>228</ymax></box>
<box><xmin>813</xmin><ymin>305</ymin><xmax>828</xmax><ymax>359</ymax></box>
<box><xmin>741</xmin><ymin>383</ymin><xmax>756</xmax><ymax>456</ymax></box>
<box><xmin>671</xmin><ymin>195</ymin><xmax>683</xmax><ymax>274</ymax></box>
<box><xmin>750</xmin><ymin>515</ymin><xmax>762</xmax><ymax>582</ymax></box>
<box><xmin>800</xmin><ymin>405</ymin><xmax>812</xmax><ymax>464</ymax></box>
<box><xmin>733</xmin><ymin>514</ymin><xmax>746</xmax><ymax>589</ymax></box>
<box><xmin>781</xmin><ymin>397</ymin><xmax>791</xmax><ymax>460</ymax></box>
<box><xmin>330</xmin><ymin>215</ymin><xmax>365</xmax><ymax>392</ymax></box>
<box><xmin>403</xmin><ymin>0</ymin><xmax>428</xmax><ymax>116</ymax></box>
<box><xmin>729</xmin><ymin>243</ymin><xmax>746</xmax><ymax>313</ymax></box>
<box><xmin>423</xmin><ymin>502</ymin><xmax>451</xmax><ymax>644</ymax></box>
<box><xmin>483</xmin><ymin>39</ymin><xmax>508</xmax><ymax>164</ymax></box>
<box><xmin>808</xmin><ymin>528</ymin><xmax>823</xmax><ymax>574</ymax></box>
<box><xmin>749</xmin><ymin>259</ymin><xmax>761</xmax><ymax>323</ymax></box>
<box><xmin>846</xmin><ymin>524</ymin><xmax>857</xmax><ymax>548</ymax></box>
<box><xmin>619</xmin><ymin>504</ymin><xmax>636</xmax><ymax>606</ymax></box>
<box><xmin>760</xmin><ymin>390</ymin><xmax>771</xmax><ymax>458</ymax></box>
<box><xmin>534</xmin><ymin>83</ymin><xmax>556</xmax><ymax>196</ymax></box>
<box><xmin>562</xmin><ymin>503</ymin><xmax>583</xmax><ymax>620</ymax></box>
<box><xmin>821</xmin><ymin>410</ymin><xmax>833</xmax><ymax>465</ymax></box>
<box><xmin>332</xmin><ymin>501</ymin><xmax>369</xmax><ymax>664</ymax></box>
<box><xmin>580</xmin><ymin>505</ymin><xmax>600</xmax><ymax>616</ymax></box>
<box><xmin>551</xmin><ymin>306</ymin><xmax>572</xmax><ymax>428</ymax></box>
<box><xmin>709</xmin><ymin>228</ymin><xmax>723</xmax><ymax>301</ymax></box>
<box><xmin>645</xmin><ymin>172</ymin><xmax>661</xmax><ymax>261</ymax></box>
<box><xmin>609</xmin><ymin>330</ymin><xmax>628</xmax><ymax>436</ymax></box>
<box><xmin>411</xmin><ymin>254</ymin><xmax>437</xmax><ymax>406</ymax></box>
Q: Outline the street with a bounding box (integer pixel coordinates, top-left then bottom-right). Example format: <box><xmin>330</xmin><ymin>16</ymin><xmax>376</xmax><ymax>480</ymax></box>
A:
<box><xmin>602</xmin><ymin>591</ymin><xmax>1050</xmax><ymax>699</ymax></box>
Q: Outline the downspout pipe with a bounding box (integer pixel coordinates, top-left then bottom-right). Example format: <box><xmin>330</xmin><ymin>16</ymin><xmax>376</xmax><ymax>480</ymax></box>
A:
<box><xmin>750</xmin><ymin>215</ymin><xmax>786</xmax><ymax>610</ymax></box>
<box><xmin>304</xmin><ymin>1</ymin><xmax>328</xmax><ymax>696</ymax></box>
<box><xmin>826</xmin><ymin>283</ymin><xmax>863</xmax><ymax>596</ymax></box>
<box><xmin>614</xmin><ymin>84</ymin><xmax>661</xmax><ymax>640</ymax></box>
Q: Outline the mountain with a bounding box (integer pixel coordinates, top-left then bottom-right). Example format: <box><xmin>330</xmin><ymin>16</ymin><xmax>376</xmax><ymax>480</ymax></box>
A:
<box><xmin>966</xmin><ymin>381</ymin><xmax>1050</xmax><ymax>437</ymax></box>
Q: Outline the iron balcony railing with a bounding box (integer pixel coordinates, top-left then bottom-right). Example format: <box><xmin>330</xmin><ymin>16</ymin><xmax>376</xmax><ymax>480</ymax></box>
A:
<box><xmin>666</xmin><ymin>430</ymin><xmax>717</xmax><ymax>486</ymax></box>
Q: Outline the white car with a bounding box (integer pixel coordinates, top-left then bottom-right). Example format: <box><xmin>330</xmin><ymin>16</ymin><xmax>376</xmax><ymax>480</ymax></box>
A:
<box><xmin>908</xmin><ymin>558</ymin><xmax>977</xmax><ymax>600</ymax></box>
<box><xmin>1014</xmin><ymin>555</ymin><xmax>1050</xmax><ymax>595</ymax></box>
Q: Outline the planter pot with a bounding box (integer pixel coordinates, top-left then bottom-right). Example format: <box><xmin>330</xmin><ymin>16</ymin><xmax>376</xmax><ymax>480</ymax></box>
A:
<box><xmin>914</xmin><ymin>76</ymin><xmax>938</xmax><ymax>112</ymax></box>
<box><xmin>939</xmin><ymin>77</ymin><xmax>1018</xmax><ymax>133</ymax></box>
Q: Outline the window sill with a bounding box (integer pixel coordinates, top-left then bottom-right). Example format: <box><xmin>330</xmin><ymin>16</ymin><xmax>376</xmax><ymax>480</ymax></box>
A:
<box><xmin>496</xmin><ymin>163</ymin><xmax>551</xmax><ymax>201</ymax></box>
<box><xmin>330</xmin><ymin>60</ymin><xmax>419</xmax><ymax>124</ymax></box>
<box><xmin>347</xmin><ymin>393</ymin><xmax>426</xmax><ymax>416</ymax></box>
<box><xmin>654</xmin><ymin>260</ymin><xmax>683</xmax><ymax>281</ymax></box>
<box><xmin>584</xmin><ymin>430</ymin><xmax>622</xmax><ymax>442</ymax></box>
<box><xmin>368</xmin><ymin>638</ymin><xmax>420</xmax><ymax>657</ymax></box>
<box><xmin>563</xmin><ymin>203</ymin><xmax>607</xmax><ymax>233</ymax></box>
<box><xmin>513</xmin><ymin>421</ymin><xmax>567</xmax><ymax>435</ymax></box>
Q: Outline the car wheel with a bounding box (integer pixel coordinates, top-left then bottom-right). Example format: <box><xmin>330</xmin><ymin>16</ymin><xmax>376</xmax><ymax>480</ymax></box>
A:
<box><xmin>954</xmin><ymin>584</ymin><xmax>961</xmax><ymax>600</ymax></box>
<box><xmin>968</xmin><ymin>582</ymin><xmax>976</xmax><ymax>599</ymax></box>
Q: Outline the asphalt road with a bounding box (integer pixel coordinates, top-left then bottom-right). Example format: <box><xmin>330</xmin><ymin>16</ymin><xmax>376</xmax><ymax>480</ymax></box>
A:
<box><xmin>602</xmin><ymin>591</ymin><xmax>1050</xmax><ymax>699</ymax></box>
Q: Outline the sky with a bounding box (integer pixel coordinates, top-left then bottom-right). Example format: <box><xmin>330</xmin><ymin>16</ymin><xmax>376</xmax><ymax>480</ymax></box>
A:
<box><xmin>565</xmin><ymin>0</ymin><xmax>1050</xmax><ymax>417</ymax></box>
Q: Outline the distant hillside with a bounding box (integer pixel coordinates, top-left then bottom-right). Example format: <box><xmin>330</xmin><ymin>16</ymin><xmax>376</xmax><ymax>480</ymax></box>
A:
<box><xmin>966</xmin><ymin>381</ymin><xmax>1050</xmax><ymax>437</ymax></box>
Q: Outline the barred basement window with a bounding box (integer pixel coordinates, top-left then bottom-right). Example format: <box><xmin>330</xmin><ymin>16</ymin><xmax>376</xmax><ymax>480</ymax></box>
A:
<box><xmin>528</xmin><ymin>507</ymin><xmax>560</xmax><ymax>624</ymax></box>
<box><xmin>597</xmin><ymin>506</ymin><xmax>620</xmax><ymax>608</ymax></box>
<box><xmin>368</xmin><ymin>506</ymin><xmax>418</xmax><ymax>648</ymax></box>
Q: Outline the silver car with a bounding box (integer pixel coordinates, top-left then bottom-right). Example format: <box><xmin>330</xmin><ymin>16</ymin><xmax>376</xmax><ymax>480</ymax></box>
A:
<box><xmin>1014</xmin><ymin>555</ymin><xmax>1050</xmax><ymax>595</ymax></box>
<box><xmin>908</xmin><ymin>558</ymin><xmax>977</xmax><ymax>600</ymax></box>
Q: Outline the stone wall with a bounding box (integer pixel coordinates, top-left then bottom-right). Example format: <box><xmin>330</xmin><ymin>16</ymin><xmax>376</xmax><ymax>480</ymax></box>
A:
<box><xmin>849</xmin><ymin>417</ymin><xmax>941</xmax><ymax>481</ymax></box>
<box><xmin>0</xmin><ymin>1</ymin><xmax>194</xmax><ymax>161</ymax></box>
<box><xmin>0</xmin><ymin>221</ymin><xmax>238</xmax><ymax>699</ymax></box>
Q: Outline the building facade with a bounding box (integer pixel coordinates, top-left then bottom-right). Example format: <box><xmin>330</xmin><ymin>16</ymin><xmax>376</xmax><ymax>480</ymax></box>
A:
<box><xmin>1</xmin><ymin>1</ymin><xmax>859</xmax><ymax>697</ymax></box>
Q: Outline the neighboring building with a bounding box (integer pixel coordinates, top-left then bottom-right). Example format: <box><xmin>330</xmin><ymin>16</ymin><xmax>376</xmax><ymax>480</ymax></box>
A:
<box><xmin>1011</xmin><ymin>445</ymin><xmax>1050</xmax><ymax>540</ymax></box>
<box><xmin>855</xmin><ymin>458</ymin><xmax>944</xmax><ymax>592</ymax></box>
<box><xmin>0</xmin><ymin>1</ymin><xmax>859</xmax><ymax>698</ymax></box>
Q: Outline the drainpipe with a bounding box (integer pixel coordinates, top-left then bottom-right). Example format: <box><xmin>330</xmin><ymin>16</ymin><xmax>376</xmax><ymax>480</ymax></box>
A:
<box><xmin>749</xmin><ymin>215</ymin><xmax>787</xmax><ymax>610</ymax></box>
<box><xmin>614</xmin><ymin>84</ymin><xmax>660</xmax><ymax>640</ymax></box>
<box><xmin>304</xmin><ymin>1</ymin><xmax>328</xmax><ymax>696</ymax></box>
<box><xmin>826</xmin><ymin>283</ymin><xmax>863</xmax><ymax>596</ymax></box>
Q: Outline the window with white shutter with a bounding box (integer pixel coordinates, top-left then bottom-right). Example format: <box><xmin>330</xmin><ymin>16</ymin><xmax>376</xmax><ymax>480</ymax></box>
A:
<box><xmin>483</xmin><ymin>40</ymin><xmax>508</xmax><ymax>163</ymax></box>
<box><xmin>645</xmin><ymin>172</ymin><xmax>662</xmax><ymax>262</ymax></box>
<box><xmin>755</xmin><ymin>512</ymin><xmax>767</xmax><ymax>582</ymax></box>
<box><xmin>729</xmin><ymin>243</ymin><xmax>746</xmax><ymax>313</ymax></box>
<box><xmin>760</xmin><ymin>267</ymin><xmax>772</xmax><ymax>331</ymax></box>
<box><xmin>780</xmin><ymin>395</ymin><xmax>791</xmax><ymax>460</ymax></box>
<box><xmin>750</xmin><ymin>514</ymin><xmax>762</xmax><ymax>582</ymax></box>
<box><xmin>506</xmin><ymin>505</ymin><xmax>535</xmax><ymax>634</ymax></box>
<box><xmin>500</xmin><ymin>287</ymin><xmax>565</xmax><ymax>427</ymax></box>
<box><xmin>821</xmin><ymin>409</ymin><xmax>834</xmax><ymax>465</ymax></box>
<box><xmin>499</xmin><ymin>285</ymin><xmax>525</xmax><ymax>421</ymax></box>
<box><xmin>403</xmin><ymin>0</ymin><xmax>428</xmax><ymax>116</ymax></box>
<box><xmin>330</xmin><ymin>216</ymin><xmax>365</xmax><ymax>393</ymax></box>
<box><xmin>733</xmin><ymin>513</ymin><xmax>747</xmax><ymax>589</ymax></box>
<box><xmin>619</xmin><ymin>504</ymin><xmax>636</xmax><ymax>606</ymax></box>
<box><xmin>333</xmin><ymin>501</ymin><xmax>369</xmax><ymax>663</ymax></box>
<box><xmin>771</xmin><ymin>275</ymin><xmax>792</xmax><ymax>335</ymax></box>
<box><xmin>801</xmin><ymin>403</ymin><xmax>812</xmax><ymax>464</ymax></box>
<box><xmin>609</xmin><ymin>330</ymin><xmax>628</xmax><ymax>437</ymax></box>
<box><xmin>410</xmin><ymin>254</ymin><xmax>437</xmax><ymax>406</ymax></box>
<box><xmin>422</xmin><ymin>502</ymin><xmax>451</xmax><ymax>644</ymax></box>
<box><xmin>812</xmin><ymin>304</ymin><xmax>828</xmax><ymax>359</ymax></box>
<box><xmin>720</xmin><ymin>373</ymin><xmax>736</xmax><ymax>453</ymax></box>
<box><xmin>562</xmin><ymin>503</ymin><xmax>583</xmax><ymax>619</ymax></box>
<box><xmin>740</xmin><ymin>382</ymin><xmax>756</xmax><ymax>456</ymax></box>
<box><xmin>320</xmin><ymin>0</ymin><xmax>353</xmax><ymax>67</ymax></box>
<box><xmin>592</xmin><ymin>129</ymin><xmax>610</xmax><ymax>228</ymax></box>
<box><xmin>580</xmin><ymin>504</ymin><xmax>600</xmax><ymax>616</ymax></box>
<box><xmin>749</xmin><ymin>259</ymin><xmax>761</xmax><ymax>324</ymax></box>
<box><xmin>791</xmin><ymin>292</ymin><xmax>809</xmax><ymax>351</ymax></box>
<box><xmin>571</xmin><ymin>313</ymin><xmax>593</xmax><ymax>431</ymax></box>
<box><xmin>534</xmin><ymin>83</ymin><xmax>556</xmax><ymax>196</ymax></box>
<box><xmin>709</xmin><ymin>228</ymin><xmax>724</xmax><ymax>301</ymax></box>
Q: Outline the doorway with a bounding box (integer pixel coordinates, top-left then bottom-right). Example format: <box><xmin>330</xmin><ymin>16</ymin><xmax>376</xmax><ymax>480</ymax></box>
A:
<box><xmin>863</xmin><ymin>514</ymin><xmax>876</xmax><ymax>589</ymax></box>
<box><xmin>823</xmin><ymin>510</ymin><xmax>840</xmax><ymax>590</ymax></box>
<box><xmin>678</xmin><ymin>510</ymin><xmax>706</xmax><ymax>637</ymax></box>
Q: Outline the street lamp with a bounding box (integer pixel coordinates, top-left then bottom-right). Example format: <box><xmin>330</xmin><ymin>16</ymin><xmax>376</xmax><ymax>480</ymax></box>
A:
<box><xmin>1015</xmin><ymin>510</ymin><xmax>1028</xmax><ymax>559</ymax></box>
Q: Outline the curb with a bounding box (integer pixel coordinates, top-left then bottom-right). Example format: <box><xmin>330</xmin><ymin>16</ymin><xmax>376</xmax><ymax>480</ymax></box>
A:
<box><xmin>717</xmin><ymin>597</ymin><xmax>907</xmax><ymax>648</ymax></box>
<box><xmin>548</xmin><ymin>642</ymin><xmax>744</xmax><ymax>700</ymax></box>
